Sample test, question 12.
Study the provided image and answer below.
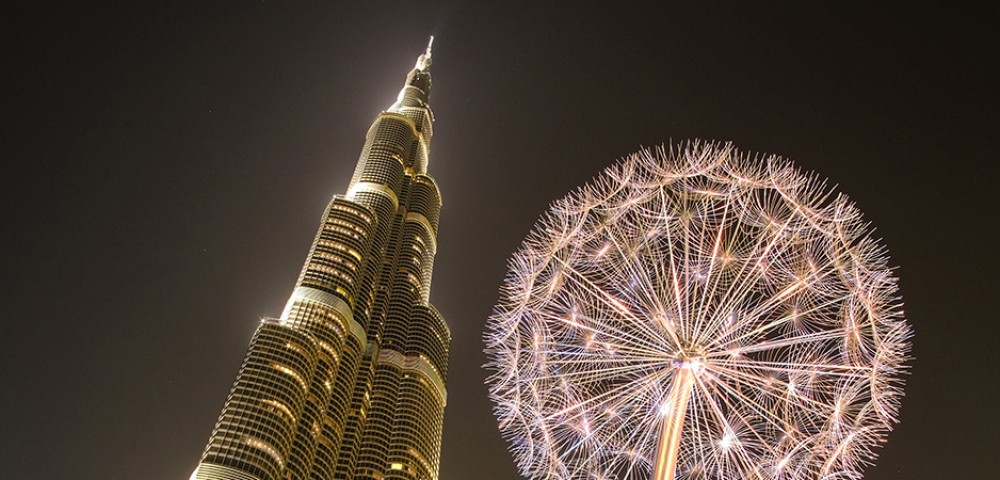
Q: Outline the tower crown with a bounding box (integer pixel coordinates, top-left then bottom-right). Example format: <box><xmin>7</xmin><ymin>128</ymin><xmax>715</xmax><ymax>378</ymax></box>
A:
<box><xmin>396</xmin><ymin>37</ymin><xmax>435</xmax><ymax>111</ymax></box>
<box><xmin>415</xmin><ymin>36</ymin><xmax>433</xmax><ymax>71</ymax></box>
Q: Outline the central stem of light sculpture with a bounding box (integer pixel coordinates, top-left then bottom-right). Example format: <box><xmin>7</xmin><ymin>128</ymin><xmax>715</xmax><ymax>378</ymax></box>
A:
<box><xmin>652</xmin><ymin>358</ymin><xmax>698</xmax><ymax>480</ymax></box>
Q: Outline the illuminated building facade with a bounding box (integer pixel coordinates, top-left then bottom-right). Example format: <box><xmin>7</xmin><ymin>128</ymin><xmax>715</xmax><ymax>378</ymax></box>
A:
<box><xmin>191</xmin><ymin>39</ymin><xmax>450</xmax><ymax>480</ymax></box>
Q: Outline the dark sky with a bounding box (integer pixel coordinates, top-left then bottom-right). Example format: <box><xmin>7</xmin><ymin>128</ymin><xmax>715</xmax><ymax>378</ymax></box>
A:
<box><xmin>3</xmin><ymin>2</ymin><xmax>998</xmax><ymax>479</ymax></box>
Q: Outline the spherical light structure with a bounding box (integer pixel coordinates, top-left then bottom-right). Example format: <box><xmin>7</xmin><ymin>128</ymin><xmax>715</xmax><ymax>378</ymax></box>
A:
<box><xmin>485</xmin><ymin>142</ymin><xmax>911</xmax><ymax>480</ymax></box>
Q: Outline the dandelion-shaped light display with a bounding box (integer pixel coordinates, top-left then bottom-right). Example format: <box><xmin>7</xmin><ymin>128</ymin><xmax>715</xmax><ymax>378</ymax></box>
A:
<box><xmin>485</xmin><ymin>142</ymin><xmax>911</xmax><ymax>480</ymax></box>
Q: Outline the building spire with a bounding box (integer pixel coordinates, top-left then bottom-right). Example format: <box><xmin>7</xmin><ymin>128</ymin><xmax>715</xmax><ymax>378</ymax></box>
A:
<box><xmin>416</xmin><ymin>35</ymin><xmax>434</xmax><ymax>71</ymax></box>
<box><xmin>190</xmin><ymin>39</ymin><xmax>449</xmax><ymax>480</ymax></box>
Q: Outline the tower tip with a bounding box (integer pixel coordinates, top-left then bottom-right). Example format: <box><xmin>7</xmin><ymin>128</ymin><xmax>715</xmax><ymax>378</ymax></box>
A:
<box><xmin>416</xmin><ymin>36</ymin><xmax>434</xmax><ymax>71</ymax></box>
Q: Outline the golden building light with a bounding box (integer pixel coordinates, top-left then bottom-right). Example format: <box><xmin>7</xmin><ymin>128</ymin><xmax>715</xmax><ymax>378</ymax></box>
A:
<box><xmin>191</xmin><ymin>38</ymin><xmax>450</xmax><ymax>480</ymax></box>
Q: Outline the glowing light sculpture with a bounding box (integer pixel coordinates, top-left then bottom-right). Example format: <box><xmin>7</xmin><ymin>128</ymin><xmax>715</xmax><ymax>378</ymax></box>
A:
<box><xmin>485</xmin><ymin>142</ymin><xmax>910</xmax><ymax>480</ymax></box>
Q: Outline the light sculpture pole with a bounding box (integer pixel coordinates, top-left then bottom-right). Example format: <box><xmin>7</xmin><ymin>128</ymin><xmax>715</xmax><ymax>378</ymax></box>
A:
<box><xmin>651</xmin><ymin>359</ymin><xmax>694</xmax><ymax>480</ymax></box>
<box><xmin>485</xmin><ymin>142</ymin><xmax>911</xmax><ymax>480</ymax></box>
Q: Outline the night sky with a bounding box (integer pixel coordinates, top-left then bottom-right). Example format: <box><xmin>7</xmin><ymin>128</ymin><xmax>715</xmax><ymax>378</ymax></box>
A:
<box><xmin>4</xmin><ymin>2</ymin><xmax>998</xmax><ymax>479</ymax></box>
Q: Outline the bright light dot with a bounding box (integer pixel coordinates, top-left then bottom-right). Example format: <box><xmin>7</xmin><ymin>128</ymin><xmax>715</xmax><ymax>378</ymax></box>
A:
<box><xmin>676</xmin><ymin>356</ymin><xmax>704</xmax><ymax>374</ymax></box>
<box><xmin>718</xmin><ymin>431</ymin><xmax>737</xmax><ymax>451</ymax></box>
<box><xmin>688</xmin><ymin>357</ymin><xmax>703</xmax><ymax>372</ymax></box>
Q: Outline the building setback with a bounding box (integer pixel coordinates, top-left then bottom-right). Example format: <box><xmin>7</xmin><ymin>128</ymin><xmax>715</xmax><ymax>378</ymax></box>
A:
<box><xmin>191</xmin><ymin>39</ymin><xmax>450</xmax><ymax>480</ymax></box>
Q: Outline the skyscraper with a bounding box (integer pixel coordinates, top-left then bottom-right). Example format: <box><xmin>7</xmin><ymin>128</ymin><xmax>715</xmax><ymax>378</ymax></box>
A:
<box><xmin>191</xmin><ymin>39</ymin><xmax>450</xmax><ymax>480</ymax></box>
